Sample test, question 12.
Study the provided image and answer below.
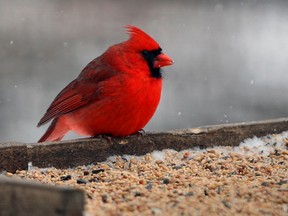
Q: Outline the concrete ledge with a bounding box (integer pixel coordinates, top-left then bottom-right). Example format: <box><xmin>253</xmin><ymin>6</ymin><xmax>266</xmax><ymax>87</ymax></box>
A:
<box><xmin>1</xmin><ymin>118</ymin><xmax>288</xmax><ymax>172</ymax></box>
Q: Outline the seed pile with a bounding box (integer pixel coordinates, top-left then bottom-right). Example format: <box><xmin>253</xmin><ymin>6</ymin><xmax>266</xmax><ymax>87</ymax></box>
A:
<box><xmin>4</xmin><ymin>133</ymin><xmax>288</xmax><ymax>215</ymax></box>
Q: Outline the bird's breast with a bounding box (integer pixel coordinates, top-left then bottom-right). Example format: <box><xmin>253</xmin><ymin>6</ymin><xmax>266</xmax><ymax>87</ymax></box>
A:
<box><xmin>65</xmin><ymin>75</ymin><xmax>162</xmax><ymax>136</ymax></box>
<box><xmin>112</xmin><ymin>76</ymin><xmax>162</xmax><ymax>120</ymax></box>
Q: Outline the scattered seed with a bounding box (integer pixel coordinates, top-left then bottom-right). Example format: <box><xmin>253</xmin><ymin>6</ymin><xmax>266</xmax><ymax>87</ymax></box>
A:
<box><xmin>134</xmin><ymin>192</ymin><xmax>142</xmax><ymax>197</ymax></box>
<box><xmin>6</xmin><ymin>132</ymin><xmax>287</xmax><ymax>215</ymax></box>
<box><xmin>222</xmin><ymin>200</ymin><xmax>231</xmax><ymax>209</ymax></box>
<box><xmin>101</xmin><ymin>194</ymin><xmax>109</xmax><ymax>203</ymax></box>
<box><xmin>60</xmin><ymin>175</ymin><xmax>71</xmax><ymax>181</ymax></box>
<box><xmin>16</xmin><ymin>170</ymin><xmax>26</xmax><ymax>175</ymax></box>
<box><xmin>77</xmin><ymin>179</ymin><xmax>87</xmax><ymax>184</ymax></box>
<box><xmin>139</xmin><ymin>179</ymin><xmax>146</xmax><ymax>185</ymax></box>
<box><xmin>89</xmin><ymin>178</ymin><xmax>99</xmax><ymax>182</ymax></box>
<box><xmin>146</xmin><ymin>183</ymin><xmax>153</xmax><ymax>190</ymax></box>
<box><xmin>84</xmin><ymin>171</ymin><xmax>90</xmax><ymax>175</ymax></box>
<box><xmin>92</xmin><ymin>169</ymin><xmax>105</xmax><ymax>174</ymax></box>
<box><xmin>130</xmin><ymin>158</ymin><xmax>138</xmax><ymax>164</ymax></box>
<box><xmin>277</xmin><ymin>180</ymin><xmax>287</xmax><ymax>185</ymax></box>
<box><xmin>121</xmin><ymin>156</ymin><xmax>128</xmax><ymax>162</ymax></box>
<box><xmin>155</xmin><ymin>160</ymin><xmax>163</xmax><ymax>164</ymax></box>
<box><xmin>172</xmin><ymin>165</ymin><xmax>183</xmax><ymax>170</ymax></box>
<box><xmin>183</xmin><ymin>152</ymin><xmax>190</xmax><ymax>159</ymax></box>
<box><xmin>185</xmin><ymin>192</ymin><xmax>194</xmax><ymax>197</ymax></box>
<box><xmin>261</xmin><ymin>182</ymin><xmax>270</xmax><ymax>186</ymax></box>
<box><xmin>163</xmin><ymin>178</ymin><xmax>170</xmax><ymax>184</ymax></box>
<box><xmin>5</xmin><ymin>172</ymin><xmax>13</xmax><ymax>177</ymax></box>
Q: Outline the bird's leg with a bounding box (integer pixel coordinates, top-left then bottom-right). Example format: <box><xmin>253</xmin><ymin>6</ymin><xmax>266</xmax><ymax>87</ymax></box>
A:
<box><xmin>133</xmin><ymin>129</ymin><xmax>146</xmax><ymax>136</ymax></box>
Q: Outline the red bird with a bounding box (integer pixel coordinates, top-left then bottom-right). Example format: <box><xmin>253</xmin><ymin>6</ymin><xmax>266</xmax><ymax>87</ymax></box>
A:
<box><xmin>37</xmin><ymin>25</ymin><xmax>173</xmax><ymax>142</ymax></box>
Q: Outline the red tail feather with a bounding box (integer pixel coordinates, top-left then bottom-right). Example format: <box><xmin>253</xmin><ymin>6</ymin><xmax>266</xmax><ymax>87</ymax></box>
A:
<box><xmin>38</xmin><ymin>118</ymin><xmax>68</xmax><ymax>142</ymax></box>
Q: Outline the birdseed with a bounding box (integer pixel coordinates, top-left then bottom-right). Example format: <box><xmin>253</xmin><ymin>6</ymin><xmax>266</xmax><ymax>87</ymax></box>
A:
<box><xmin>3</xmin><ymin>133</ymin><xmax>288</xmax><ymax>215</ymax></box>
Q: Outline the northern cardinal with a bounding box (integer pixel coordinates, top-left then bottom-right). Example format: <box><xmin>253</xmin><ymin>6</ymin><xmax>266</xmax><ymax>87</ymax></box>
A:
<box><xmin>37</xmin><ymin>25</ymin><xmax>173</xmax><ymax>142</ymax></box>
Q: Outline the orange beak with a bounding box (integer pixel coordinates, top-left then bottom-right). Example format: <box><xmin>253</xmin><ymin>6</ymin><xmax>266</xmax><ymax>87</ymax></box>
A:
<box><xmin>153</xmin><ymin>53</ymin><xmax>174</xmax><ymax>68</ymax></box>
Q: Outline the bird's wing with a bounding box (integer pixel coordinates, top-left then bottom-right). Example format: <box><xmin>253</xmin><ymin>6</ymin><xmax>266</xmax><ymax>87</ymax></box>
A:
<box><xmin>37</xmin><ymin>63</ymin><xmax>118</xmax><ymax>127</ymax></box>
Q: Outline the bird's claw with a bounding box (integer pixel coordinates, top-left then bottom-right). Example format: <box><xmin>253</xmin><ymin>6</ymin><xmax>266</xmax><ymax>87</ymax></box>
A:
<box><xmin>134</xmin><ymin>129</ymin><xmax>146</xmax><ymax>137</ymax></box>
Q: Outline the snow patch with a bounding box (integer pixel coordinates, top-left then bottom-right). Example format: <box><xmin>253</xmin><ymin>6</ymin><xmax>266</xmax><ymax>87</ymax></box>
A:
<box><xmin>151</xmin><ymin>151</ymin><xmax>166</xmax><ymax>161</ymax></box>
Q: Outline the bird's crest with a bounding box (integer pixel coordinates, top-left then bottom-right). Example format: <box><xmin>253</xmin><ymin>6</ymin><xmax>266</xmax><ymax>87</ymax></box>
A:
<box><xmin>124</xmin><ymin>25</ymin><xmax>160</xmax><ymax>51</ymax></box>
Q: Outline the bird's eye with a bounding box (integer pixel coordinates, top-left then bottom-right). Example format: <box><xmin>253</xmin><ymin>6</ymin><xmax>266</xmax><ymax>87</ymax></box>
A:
<box><xmin>142</xmin><ymin>50</ymin><xmax>149</xmax><ymax>56</ymax></box>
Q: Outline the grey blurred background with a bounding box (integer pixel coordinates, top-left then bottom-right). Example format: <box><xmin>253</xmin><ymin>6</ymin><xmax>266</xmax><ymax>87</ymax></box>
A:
<box><xmin>1</xmin><ymin>0</ymin><xmax>288</xmax><ymax>143</ymax></box>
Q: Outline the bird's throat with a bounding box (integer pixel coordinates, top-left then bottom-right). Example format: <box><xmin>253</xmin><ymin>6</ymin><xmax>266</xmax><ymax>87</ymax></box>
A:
<box><xmin>149</xmin><ymin>67</ymin><xmax>162</xmax><ymax>79</ymax></box>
